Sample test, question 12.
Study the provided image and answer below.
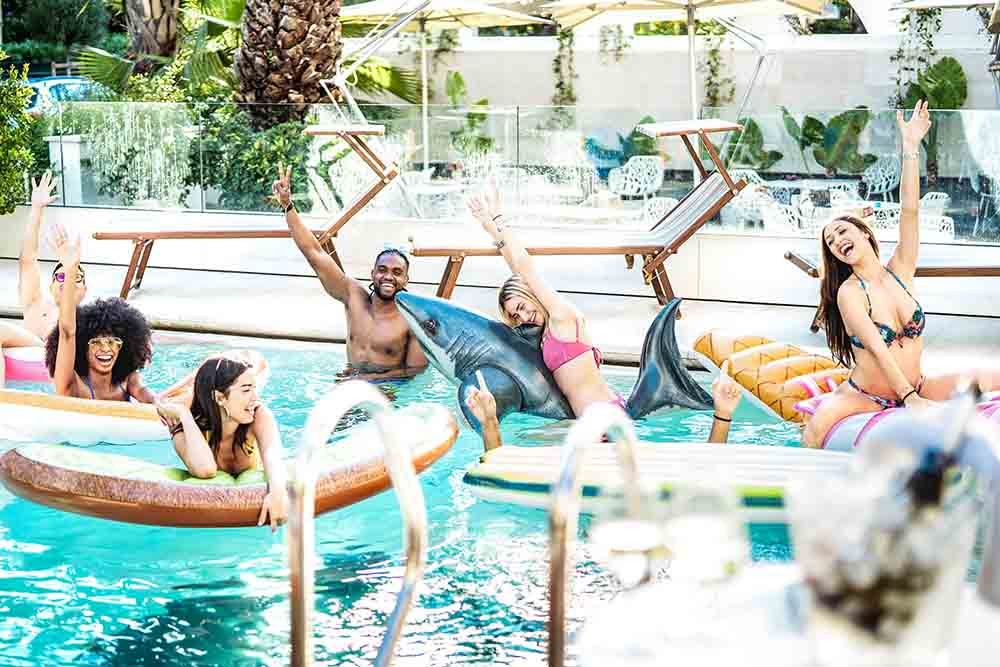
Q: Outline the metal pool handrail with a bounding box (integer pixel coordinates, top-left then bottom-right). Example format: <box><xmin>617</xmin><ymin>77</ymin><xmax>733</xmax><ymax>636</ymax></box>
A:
<box><xmin>548</xmin><ymin>403</ymin><xmax>643</xmax><ymax>667</ymax></box>
<box><xmin>287</xmin><ymin>381</ymin><xmax>428</xmax><ymax>667</ymax></box>
<box><xmin>865</xmin><ymin>382</ymin><xmax>1000</xmax><ymax>608</ymax></box>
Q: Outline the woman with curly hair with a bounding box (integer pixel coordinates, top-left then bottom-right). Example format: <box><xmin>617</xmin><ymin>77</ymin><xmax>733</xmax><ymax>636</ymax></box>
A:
<box><xmin>45</xmin><ymin>227</ymin><xmax>155</xmax><ymax>403</ymax></box>
<box><xmin>803</xmin><ymin>100</ymin><xmax>999</xmax><ymax>447</ymax></box>
<box><xmin>156</xmin><ymin>355</ymin><xmax>288</xmax><ymax>530</ymax></box>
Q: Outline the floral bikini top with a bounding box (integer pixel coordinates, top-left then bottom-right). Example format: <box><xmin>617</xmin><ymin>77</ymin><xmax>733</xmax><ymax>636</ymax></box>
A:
<box><xmin>848</xmin><ymin>266</ymin><xmax>926</xmax><ymax>350</ymax></box>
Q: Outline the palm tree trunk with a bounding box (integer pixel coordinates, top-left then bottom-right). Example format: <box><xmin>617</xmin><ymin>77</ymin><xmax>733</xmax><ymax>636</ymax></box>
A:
<box><xmin>126</xmin><ymin>0</ymin><xmax>181</xmax><ymax>71</ymax></box>
<box><xmin>235</xmin><ymin>0</ymin><xmax>343</xmax><ymax>128</ymax></box>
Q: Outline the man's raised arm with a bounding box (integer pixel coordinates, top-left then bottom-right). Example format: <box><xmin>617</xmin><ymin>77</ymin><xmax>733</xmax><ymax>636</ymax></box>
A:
<box><xmin>272</xmin><ymin>165</ymin><xmax>356</xmax><ymax>304</ymax></box>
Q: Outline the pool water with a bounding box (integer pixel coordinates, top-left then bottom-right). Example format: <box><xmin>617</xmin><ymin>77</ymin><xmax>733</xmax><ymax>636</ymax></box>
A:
<box><xmin>0</xmin><ymin>339</ymin><xmax>802</xmax><ymax>666</ymax></box>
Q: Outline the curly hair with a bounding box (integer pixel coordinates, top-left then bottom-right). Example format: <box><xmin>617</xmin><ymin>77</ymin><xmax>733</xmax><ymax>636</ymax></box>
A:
<box><xmin>818</xmin><ymin>216</ymin><xmax>880</xmax><ymax>367</ymax></box>
<box><xmin>45</xmin><ymin>297</ymin><xmax>153</xmax><ymax>385</ymax></box>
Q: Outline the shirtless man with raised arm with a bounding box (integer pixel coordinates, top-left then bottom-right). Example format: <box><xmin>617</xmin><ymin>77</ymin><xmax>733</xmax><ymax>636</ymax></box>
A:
<box><xmin>271</xmin><ymin>166</ymin><xmax>427</xmax><ymax>382</ymax></box>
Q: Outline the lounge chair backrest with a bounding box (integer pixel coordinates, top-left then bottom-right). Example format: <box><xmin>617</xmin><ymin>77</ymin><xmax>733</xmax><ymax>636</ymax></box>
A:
<box><xmin>646</xmin><ymin>172</ymin><xmax>731</xmax><ymax>248</ymax></box>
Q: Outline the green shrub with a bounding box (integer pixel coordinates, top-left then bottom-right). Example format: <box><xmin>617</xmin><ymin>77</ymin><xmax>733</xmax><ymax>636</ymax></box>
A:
<box><xmin>192</xmin><ymin>104</ymin><xmax>340</xmax><ymax>212</ymax></box>
<box><xmin>1</xmin><ymin>40</ymin><xmax>70</xmax><ymax>65</ymax></box>
<box><xmin>16</xmin><ymin>0</ymin><xmax>109</xmax><ymax>48</ymax></box>
<box><xmin>0</xmin><ymin>51</ymin><xmax>34</xmax><ymax>214</ymax></box>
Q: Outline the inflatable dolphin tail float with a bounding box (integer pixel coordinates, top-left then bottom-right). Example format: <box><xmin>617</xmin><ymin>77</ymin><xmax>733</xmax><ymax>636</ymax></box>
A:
<box><xmin>626</xmin><ymin>299</ymin><xmax>713</xmax><ymax>417</ymax></box>
<box><xmin>395</xmin><ymin>292</ymin><xmax>711</xmax><ymax>431</ymax></box>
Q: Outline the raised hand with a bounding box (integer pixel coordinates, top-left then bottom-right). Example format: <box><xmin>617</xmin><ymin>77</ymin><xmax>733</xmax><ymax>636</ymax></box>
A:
<box><xmin>711</xmin><ymin>360</ymin><xmax>742</xmax><ymax>420</ymax></box>
<box><xmin>898</xmin><ymin>99</ymin><xmax>931</xmax><ymax>149</ymax></box>
<box><xmin>465</xmin><ymin>370</ymin><xmax>498</xmax><ymax>424</ymax></box>
<box><xmin>50</xmin><ymin>223</ymin><xmax>80</xmax><ymax>267</ymax></box>
<box><xmin>31</xmin><ymin>171</ymin><xmax>58</xmax><ymax>209</ymax></box>
<box><xmin>466</xmin><ymin>176</ymin><xmax>503</xmax><ymax>235</ymax></box>
<box><xmin>271</xmin><ymin>164</ymin><xmax>293</xmax><ymax>209</ymax></box>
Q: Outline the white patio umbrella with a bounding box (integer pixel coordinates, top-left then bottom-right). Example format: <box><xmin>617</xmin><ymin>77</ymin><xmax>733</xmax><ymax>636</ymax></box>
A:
<box><xmin>541</xmin><ymin>0</ymin><xmax>827</xmax><ymax>122</ymax></box>
<box><xmin>341</xmin><ymin>0</ymin><xmax>553</xmax><ymax>169</ymax></box>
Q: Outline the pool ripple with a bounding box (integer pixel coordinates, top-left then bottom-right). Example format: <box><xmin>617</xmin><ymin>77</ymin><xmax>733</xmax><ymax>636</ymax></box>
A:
<box><xmin>0</xmin><ymin>341</ymin><xmax>802</xmax><ymax>665</ymax></box>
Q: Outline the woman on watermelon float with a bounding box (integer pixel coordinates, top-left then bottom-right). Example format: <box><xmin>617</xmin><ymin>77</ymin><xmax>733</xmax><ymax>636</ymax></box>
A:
<box><xmin>803</xmin><ymin>100</ymin><xmax>999</xmax><ymax>448</ymax></box>
<box><xmin>156</xmin><ymin>355</ymin><xmax>288</xmax><ymax>531</ymax></box>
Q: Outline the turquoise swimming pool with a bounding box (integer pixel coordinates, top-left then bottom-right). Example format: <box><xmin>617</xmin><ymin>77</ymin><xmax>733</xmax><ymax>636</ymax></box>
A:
<box><xmin>0</xmin><ymin>336</ymin><xmax>802</xmax><ymax>666</ymax></box>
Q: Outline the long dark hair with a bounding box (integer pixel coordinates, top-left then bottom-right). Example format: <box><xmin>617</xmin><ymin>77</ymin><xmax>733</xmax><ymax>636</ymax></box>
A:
<box><xmin>45</xmin><ymin>297</ymin><xmax>153</xmax><ymax>384</ymax></box>
<box><xmin>818</xmin><ymin>216</ymin><xmax>879</xmax><ymax>367</ymax></box>
<box><xmin>189</xmin><ymin>356</ymin><xmax>252</xmax><ymax>456</ymax></box>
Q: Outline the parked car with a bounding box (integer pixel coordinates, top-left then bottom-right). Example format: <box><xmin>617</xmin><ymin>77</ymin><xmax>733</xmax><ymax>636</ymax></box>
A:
<box><xmin>26</xmin><ymin>76</ymin><xmax>112</xmax><ymax>114</ymax></box>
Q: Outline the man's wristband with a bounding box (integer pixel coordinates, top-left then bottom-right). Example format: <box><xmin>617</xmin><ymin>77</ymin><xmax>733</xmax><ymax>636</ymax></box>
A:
<box><xmin>169</xmin><ymin>423</ymin><xmax>184</xmax><ymax>436</ymax></box>
<box><xmin>713</xmin><ymin>414</ymin><xmax>732</xmax><ymax>423</ymax></box>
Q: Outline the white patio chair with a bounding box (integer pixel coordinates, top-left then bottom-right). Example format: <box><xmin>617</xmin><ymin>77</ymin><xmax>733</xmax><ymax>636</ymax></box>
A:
<box><xmin>720</xmin><ymin>171</ymin><xmax>775</xmax><ymax>228</ymax></box>
<box><xmin>644</xmin><ymin>196</ymin><xmax>680</xmax><ymax>224</ymax></box>
<box><xmin>608</xmin><ymin>155</ymin><xmax>664</xmax><ymax>202</ymax></box>
<box><xmin>862</xmin><ymin>155</ymin><xmax>901</xmax><ymax>203</ymax></box>
<box><xmin>762</xmin><ymin>201</ymin><xmax>816</xmax><ymax>236</ymax></box>
<box><xmin>919</xmin><ymin>191</ymin><xmax>950</xmax><ymax>216</ymax></box>
<box><xmin>869</xmin><ymin>205</ymin><xmax>955</xmax><ymax>242</ymax></box>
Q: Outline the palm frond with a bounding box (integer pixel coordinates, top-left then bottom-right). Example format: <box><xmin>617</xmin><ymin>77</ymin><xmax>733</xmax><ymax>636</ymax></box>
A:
<box><xmin>346</xmin><ymin>57</ymin><xmax>421</xmax><ymax>105</ymax></box>
<box><xmin>181</xmin><ymin>20</ymin><xmax>237</xmax><ymax>89</ymax></box>
<box><xmin>75</xmin><ymin>47</ymin><xmax>136</xmax><ymax>93</ymax></box>
<box><xmin>181</xmin><ymin>0</ymin><xmax>246</xmax><ymax>37</ymax></box>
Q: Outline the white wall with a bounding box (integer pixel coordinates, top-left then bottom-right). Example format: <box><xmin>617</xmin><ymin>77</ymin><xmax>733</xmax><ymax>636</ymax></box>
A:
<box><xmin>2</xmin><ymin>205</ymin><xmax>998</xmax><ymax>318</ymax></box>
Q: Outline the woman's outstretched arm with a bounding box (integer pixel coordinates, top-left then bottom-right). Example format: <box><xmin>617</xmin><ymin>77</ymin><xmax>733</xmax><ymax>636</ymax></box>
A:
<box><xmin>251</xmin><ymin>405</ymin><xmax>288</xmax><ymax>532</ymax></box>
<box><xmin>467</xmin><ymin>179</ymin><xmax>577</xmax><ymax>322</ymax></box>
<box><xmin>157</xmin><ymin>401</ymin><xmax>218</xmax><ymax>478</ymax></box>
<box><xmin>891</xmin><ymin>99</ymin><xmax>931</xmax><ymax>278</ymax></box>
<box><xmin>51</xmin><ymin>227</ymin><xmax>81</xmax><ymax>397</ymax></box>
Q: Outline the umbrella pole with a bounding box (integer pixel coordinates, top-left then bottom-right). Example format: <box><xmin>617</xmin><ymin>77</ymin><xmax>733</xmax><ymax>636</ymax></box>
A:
<box><xmin>687</xmin><ymin>4</ymin><xmax>700</xmax><ymax>184</ymax></box>
<box><xmin>422</xmin><ymin>29</ymin><xmax>430</xmax><ymax>172</ymax></box>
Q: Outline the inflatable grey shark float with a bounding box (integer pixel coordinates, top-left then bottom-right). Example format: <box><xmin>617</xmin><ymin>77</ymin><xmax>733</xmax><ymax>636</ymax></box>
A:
<box><xmin>395</xmin><ymin>293</ymin><xmax>712</xmax><ymax>431</ymax></box>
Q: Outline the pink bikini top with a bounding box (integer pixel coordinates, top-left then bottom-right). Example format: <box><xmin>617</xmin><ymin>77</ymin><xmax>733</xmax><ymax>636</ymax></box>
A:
<box><xmin>541</xmin><ymin>321</ymin><xmax>603</xmax><ymax>372</ymax></box>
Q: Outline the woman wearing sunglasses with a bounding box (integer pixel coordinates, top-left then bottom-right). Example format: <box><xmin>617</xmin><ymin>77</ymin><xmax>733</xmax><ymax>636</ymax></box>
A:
<box><xmin>44</xmin><ymin>227</ymin><xmax>156</xmax><ymax>403</ymax></box>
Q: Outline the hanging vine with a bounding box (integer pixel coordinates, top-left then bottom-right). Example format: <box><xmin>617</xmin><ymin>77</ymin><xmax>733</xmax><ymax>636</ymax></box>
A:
<box><xmin>889</xmin><ymin>9</ymin><xmax>942</xmax><ymax>106</ymax></box>
<box><xmin>598</xmin><ymin>25</ymin><xmax>631</xmax><ymax>65</ymax></box>
<box><xmin>700</xmin><ymin>23</ymin><xmax>734</xmax><ymax>110</ymax></box>
<box><xmin>549</xmin><ymin>28</ymin><xmax>577</xmax><ymax>129</ymax></box>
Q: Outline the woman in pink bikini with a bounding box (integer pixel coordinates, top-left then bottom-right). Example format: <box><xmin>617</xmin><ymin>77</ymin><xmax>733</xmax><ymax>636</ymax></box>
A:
<box><xmin>466</xmin><ymin>179</ymin><xmax>740</xmax><ymax>450</ymax></box>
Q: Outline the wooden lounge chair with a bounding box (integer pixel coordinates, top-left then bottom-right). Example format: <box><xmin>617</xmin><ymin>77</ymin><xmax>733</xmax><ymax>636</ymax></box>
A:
<box><xmin>409</xmin><ymin>119</ymin><xmax>747</xmax><ymax>305</ymax></box>
<box><xmin>93</xmin><ymin>124</ymin><xmax>397</xmax><ymax>300</ymax></box>
<box><xmin>92</xmin><ymin>226</ymin><xmax>333</xmax><ymax>300</ymax></box>
<box><xmin>785</xmin><ymin>245</ymin><xmax>1000</xmax><ymax>332</ymax></box>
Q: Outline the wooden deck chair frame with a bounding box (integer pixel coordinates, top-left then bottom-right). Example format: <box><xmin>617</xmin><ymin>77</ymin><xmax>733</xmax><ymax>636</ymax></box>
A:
<box><xmin>784</xmin><ymin>248</ymin><xmax>1000</xmax><ymax>332</ymax></box>
<box><xmin>93</xmin><ymin>125</ymin><xmax>398</xmax><ymax>300</ymax></box>
<box><xmin>409</xmin><ymin>119</ymin><xmax>747</xmax><ymax>306</ymax></box>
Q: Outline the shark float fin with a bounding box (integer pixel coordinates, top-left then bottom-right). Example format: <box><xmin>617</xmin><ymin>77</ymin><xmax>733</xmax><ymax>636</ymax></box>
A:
<box><xmin>626</xmin><ymin>298</ymin><xmax>713</xmax><ymax>418</ymax></box>
<box><xmin>458</xmin><ymin>366</ymin><xmax>526</xmax><ymax>433</ymax></box>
